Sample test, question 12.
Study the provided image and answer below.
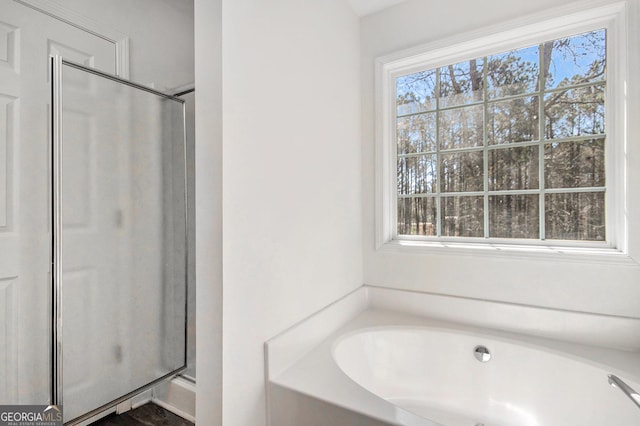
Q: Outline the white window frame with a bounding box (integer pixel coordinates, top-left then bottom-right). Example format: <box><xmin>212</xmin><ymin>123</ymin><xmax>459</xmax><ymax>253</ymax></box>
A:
<box><xmin>375</xmin><ymin>1</ymin><xmax>630</xmax><ymax>259</ymax></box>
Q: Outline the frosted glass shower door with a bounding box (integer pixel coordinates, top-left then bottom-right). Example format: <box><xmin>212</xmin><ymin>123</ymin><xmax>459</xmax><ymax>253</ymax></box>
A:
<box><xmin>53</xmin><ymin>59</ymin><xmax>187</xmax><ymax>424</ymax></box>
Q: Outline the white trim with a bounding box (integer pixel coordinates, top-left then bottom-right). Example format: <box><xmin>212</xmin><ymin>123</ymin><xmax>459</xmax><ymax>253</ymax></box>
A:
<box><xmin>607</xmin><ymin>1</ymin><xmax>629</xmax><ymax>254</ymax></box>
<box><xmin>375</xmin><ymin>0</ymin><xmax>630</xmax><ymax>260</ymax></box>
<box><xmin>378</xmin><ymin>239</ymin><xmax>639</xmax><ymax>266</ymax></box>
<box><xmin>151</xmin><ymin>377</ymin><xmax>196</xmax><ymax>424</ymax></box>
<box><xmin>375</xmin><ymin>0</ymin><xmax>625</xmax><ymax>71</ymax></box>
<box><xmin>115</xmin><ymin>37</ymin><xmax>130</xmax><ymax>79</ymax></box>
<box><xmin>13</xmin><ymin>0</ymin><xmax>130</xmax><ymax>78</ymax></box>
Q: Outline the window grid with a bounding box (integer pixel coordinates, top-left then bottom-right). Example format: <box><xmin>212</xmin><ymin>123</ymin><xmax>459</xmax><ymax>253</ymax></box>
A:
<box><xmin>434</xmin><ymin>66</ymin><xmax>442</xmax><ymax>237</ymax></box>
<box><xmin>396</xmin><ymin>38</ymin><xmax>607</xmax><ymax>240</ymax></box>
<box><xmin>482</xmin><ymin>55</ymin><xmax>489</xmax><ymax>239</ymax></box>
<box><xmin>396</xmin><ymin>78</ymin><xmax>603</xmax><ymax>121</ymax></box>
<box><xmin>538</xmin><ymin>42</ymin><xmax>547</xmax><ymax>240</ymax></box>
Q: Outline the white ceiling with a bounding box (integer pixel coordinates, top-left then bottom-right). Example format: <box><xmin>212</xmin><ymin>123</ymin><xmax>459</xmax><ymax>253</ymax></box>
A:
<box><xmin>347</xmin><ymin>0</ymin><xmax>409</xmax><ymax>17</ymax></box>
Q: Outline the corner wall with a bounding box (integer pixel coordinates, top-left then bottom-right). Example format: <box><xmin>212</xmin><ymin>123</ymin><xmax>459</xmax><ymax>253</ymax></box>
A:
<box><xmin>361</xmin><ymin>0</ymin><xmax>640</xmax><ymax>317</ymax></box>
<box><xmin>221</xmin><ymin>1</ymin><xmax>362</xmax><ymax>425</ymax></box>
<box><xmin>194</xmin><ymin>0</ymin><xmax>222</xmax><ymax>424</ymax></box>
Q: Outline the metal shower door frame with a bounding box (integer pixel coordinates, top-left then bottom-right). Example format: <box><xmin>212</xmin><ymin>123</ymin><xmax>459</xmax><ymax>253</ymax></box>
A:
<box><xmin>50</xmin><ymin>55</ymin><xmax>189</xmax><ymax>426</ymax></box>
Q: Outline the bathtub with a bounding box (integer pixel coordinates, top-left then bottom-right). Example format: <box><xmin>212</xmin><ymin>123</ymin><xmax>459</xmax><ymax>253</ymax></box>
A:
<box><xmin>266</xmin><ymin>287</ymin><xmax>640</xmax><ymax>426</ymax></box>
<box><xmin>333</xmin><ymin>327</ymin><xmax>640</xmax><ymax>426</ymax></box>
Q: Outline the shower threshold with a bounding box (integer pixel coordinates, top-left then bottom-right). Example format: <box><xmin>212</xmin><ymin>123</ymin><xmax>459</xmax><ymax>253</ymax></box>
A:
<box><xmin>89</xmin><ymin>403</ymin><xmax>193</xmax><ymax>426</ymax></box>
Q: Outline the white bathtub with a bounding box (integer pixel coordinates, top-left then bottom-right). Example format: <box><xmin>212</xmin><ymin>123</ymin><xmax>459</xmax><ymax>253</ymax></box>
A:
<box><xmin>333</xmin><ymin>327</ymin><xmax>640</xmax><ymax>426</ymax></box>
<box><xmin>266</xmin><ymin>287</ymin><xmax>640</xmax><ymax>426</ymax></box>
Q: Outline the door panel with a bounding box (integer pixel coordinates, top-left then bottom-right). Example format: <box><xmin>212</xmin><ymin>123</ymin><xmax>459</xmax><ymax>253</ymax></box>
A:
<box><xmin>0</xmin><ymin>0</ymin><xmax>116</xmax><ymax>405</ymax></box>
<box><xmin>0</xmin><ymin>94</ymin><xmax>16</xmax><ymax>232</ymax></box>
<box><xmin>0</xmin><ymin>16</ymin><xmax>21</xmax><ymax>404</ymax></box>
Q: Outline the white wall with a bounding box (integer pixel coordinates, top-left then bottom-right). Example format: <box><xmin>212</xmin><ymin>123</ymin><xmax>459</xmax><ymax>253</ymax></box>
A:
<box><xmin>60</xmin><ymin>0</ymin><xmax>194</xmax><ymax>89</ymax></box>
<box><xmin>221</xmin><ymin>0</ymin><xmax>362</xmax><ymax>425</ymax></box>
<box><xmin>194</xmin><ymin>0</ymin><xmax>222</xmax><ymax>424</ymax></box>
<box><xmin>361</xmin><ymin>0</ymin><xmax>640</xmax><ymax>318</ymax></box>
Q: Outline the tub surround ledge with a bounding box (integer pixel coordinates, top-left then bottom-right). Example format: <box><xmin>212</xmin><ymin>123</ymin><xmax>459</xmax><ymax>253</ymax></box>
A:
<box><xmin>265</xmin><ymin>285</ymin><xmax>640</xmax><ymax>426</ymax></box>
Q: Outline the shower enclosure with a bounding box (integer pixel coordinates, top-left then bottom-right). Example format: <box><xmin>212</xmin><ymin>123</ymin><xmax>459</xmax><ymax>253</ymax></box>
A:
<box><xmin>51</xmin><ymin>56</ymin><xmax>189</xmax><ymax>424</ymax></box>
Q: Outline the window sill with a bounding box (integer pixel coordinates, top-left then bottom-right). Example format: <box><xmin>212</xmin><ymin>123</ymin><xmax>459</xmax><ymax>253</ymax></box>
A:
<box><xmin>378</xmin><ymin>238</ymin><xmax>639</xmax><ymax>266</ymax></box>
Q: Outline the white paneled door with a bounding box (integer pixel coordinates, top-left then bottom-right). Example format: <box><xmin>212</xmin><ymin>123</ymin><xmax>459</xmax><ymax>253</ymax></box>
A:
<box><xmin>0</xmin><ymin>0</ymin><xmax>116</xmax><ymax>404</ymax></box>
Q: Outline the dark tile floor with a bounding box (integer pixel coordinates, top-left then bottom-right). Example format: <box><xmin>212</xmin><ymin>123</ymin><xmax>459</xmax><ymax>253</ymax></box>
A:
<box><xmin>90</xmin><ymin>403</ymin><xmax>194</xmax><ymax>426</ymax></box>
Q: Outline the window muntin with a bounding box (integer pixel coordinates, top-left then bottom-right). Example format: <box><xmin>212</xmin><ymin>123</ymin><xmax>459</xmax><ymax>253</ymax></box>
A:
<box><xmin>395</xmin><ymin>29</ymin><xmax>606</xmax><ymax>242</ymax></box>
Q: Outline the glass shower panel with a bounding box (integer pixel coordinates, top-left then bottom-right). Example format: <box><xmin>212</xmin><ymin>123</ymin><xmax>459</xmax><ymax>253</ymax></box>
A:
<box><xmin>59</xmin><ymin>62</ymin><xmax>187</xmax><ymax>422</ymax></box>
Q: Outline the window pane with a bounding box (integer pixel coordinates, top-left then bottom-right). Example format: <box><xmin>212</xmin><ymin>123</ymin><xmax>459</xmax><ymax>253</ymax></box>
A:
<box><xmin>398</xmin><ymin>197</ymin><xmax>437</xmax><ymax>236</ymax></box>
<box><xmin>487</xmin><ymin>45</ymin><xmax>539</xmax><ymax>98</ymax></box>
<box><xmin>440</xmin><ymin>150</ymin><xmax>484</xmax><ymax>193</ymax></box>
<box><xmin>544</xmin><ymin>29</ymin><xmax>606</xmax><ymax>90</ymax></box>
<box><xmin>439</xmin><ymin>59</ymin><xmax>484</xmax><ymax>108</ymax></box>
<box><xmin>392</xmin><ymin>27</ymin><xmax>609</xmax><ymax>244</ymax></box>
<box><xmin>487</xmin><ymin>96</ymin><xmax>539</xmax><ymax>145</ymax></box>
<box><xmin>544</xmin><ymin>139</ymin><xmax>605</xmax><ymax>188</ymax></box>
<box><xmin>544</xmin><ymin>84</ymin><xmax>604</xmax><ymax>139</ymax></box>
<box><xmin>397</xmin><ymin>70</ymin><xmax>437</xmax><ymax>116</ymax></box>
<box><xmin>397</xmin><ymin>113</ymin><xmax>436</xmax><ymax>154</ymax></box>
<box><xmin>398</xmin><ymin>155</ymin><xmax>437</xmax><ymax>195</ymax></box>
<box><xmin>489</xmin><ymin>146</ymin><xmax>539</xmax><ymax>191</ymax></box>
<box><xmin>439</xmin><ymin>104</ymin><xmax>484</xmax><ymax>150</ymax></box>
<box><xmin>441</xmin><ymin>196</ymin><xmax>484</xmax><ymax>237</ymax></box>
<box><xmin>545</xmin><ymin>192</ymin><xmax>605</xmax><ymax>241</ymax></box>
<box><xmin>489</xmin><ymin>194</ymin><xmax>539</xmax><ymax>239</ymax></box>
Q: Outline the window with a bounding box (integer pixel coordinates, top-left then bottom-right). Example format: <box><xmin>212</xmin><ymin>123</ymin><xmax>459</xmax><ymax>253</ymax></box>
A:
<box><xmin>396</xmin><ymin>29</ymin><xmax>605</xmax><ymax>241</ymax></box>
<box><xmin>377</xmin><ymin>4</ymin><xmax>627</xmax><ymax>252</ymax></box>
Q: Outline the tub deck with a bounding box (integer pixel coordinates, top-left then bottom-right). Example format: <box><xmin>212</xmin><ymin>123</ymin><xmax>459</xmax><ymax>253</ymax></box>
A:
<box><xmin>265</xmin><ymin>287</ymin><xmax>640</xmax><ymax>426</ymax></box>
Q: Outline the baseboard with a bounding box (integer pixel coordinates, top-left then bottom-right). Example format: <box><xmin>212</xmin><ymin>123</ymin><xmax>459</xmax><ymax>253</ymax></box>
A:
<box><xmin>151</xmin><ymin>376</ymin><xmax>196</xmax><ymax>423</ymax></box>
